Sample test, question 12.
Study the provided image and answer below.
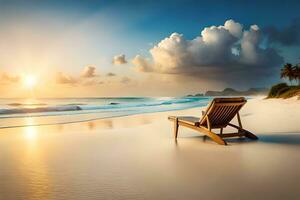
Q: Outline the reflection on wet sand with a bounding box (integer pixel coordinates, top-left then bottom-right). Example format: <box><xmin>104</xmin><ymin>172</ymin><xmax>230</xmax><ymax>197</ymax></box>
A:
<box><xmin>87</xmin><ymin>122</ymin><xmax>95</xmax><ymax>130</ymax></box>
<box><xmin>86</xmin><ymin>120</ymin><xmax>113</xmax><ymax>130</ymax></box>
<box><xmin>0</xmin><ymin>99</ymin><xmax>299</xmax><ymax>199</ymax></box>
<box><xmin>57</xmin><ymin>124</ymin><xmax>64</xmax><ymax>132</ymax></box>
<box><xmin>81</xmin><ymin>115</ymin><xmax>153</xmax><ymax>131</ymax></box>
<box><xmin>21</xmin><ymin>124</ymin><xmax>52</xmax><ymax>199</ymax></box>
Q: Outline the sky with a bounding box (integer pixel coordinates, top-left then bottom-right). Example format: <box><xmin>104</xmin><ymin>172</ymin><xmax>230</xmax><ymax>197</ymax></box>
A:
<box><xmin>0</xmin><ymin>0</ymin><xmax>300</xmax><ymax>97</ymax></box>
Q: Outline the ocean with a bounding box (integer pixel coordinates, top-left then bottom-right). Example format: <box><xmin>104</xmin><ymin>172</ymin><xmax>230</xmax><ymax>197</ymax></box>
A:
<box><xmin>0</xmin><ymin>97</ymin><xmax>213</xmax><ymax>128</ymax></box>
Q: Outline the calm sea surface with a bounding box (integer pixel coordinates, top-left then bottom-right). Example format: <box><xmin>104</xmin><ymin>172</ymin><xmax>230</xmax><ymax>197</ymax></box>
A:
<box><xmin>0</xmin><ymin>97</ymin><xmax>213</xmax><ymax>128</ymax></box>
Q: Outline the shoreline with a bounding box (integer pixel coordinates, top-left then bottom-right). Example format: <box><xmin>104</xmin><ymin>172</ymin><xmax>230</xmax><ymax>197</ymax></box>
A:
<box><xmin>0</xmin><ymin>105</ymin><xmax>208</xmax><ymax>130</ymax></box>
<box><xmin>0</xmin><ymin>96</ymin><xmax>299</xmax><ymax>132</ymax></box>
<box><xmin>0</xmin><ymin>97</ymin><xmax>300</xmax><ymax>199</ymax></box>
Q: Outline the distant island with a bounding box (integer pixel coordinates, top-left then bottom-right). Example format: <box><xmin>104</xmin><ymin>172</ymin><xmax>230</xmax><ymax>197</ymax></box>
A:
<box><xmin>186</xmin><ymin>87</ymin><xmax>268</xmax><ymax>97</ymax></box>
<box><xmin>205</xmin><ymin>88</ymin><xmax>268</xmax><ymax>96</ymax></box>
<box><xmin>186</xmin><ymin>93</ymin><xmax>204</xmax><ymax>97</ymax></box>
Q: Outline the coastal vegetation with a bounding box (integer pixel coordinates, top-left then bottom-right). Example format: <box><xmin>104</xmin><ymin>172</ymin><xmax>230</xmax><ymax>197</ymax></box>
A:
<box><xmin>268</xmin><ymin>63</ymin><xmax>300</xmax><ymax>99</ymax></box>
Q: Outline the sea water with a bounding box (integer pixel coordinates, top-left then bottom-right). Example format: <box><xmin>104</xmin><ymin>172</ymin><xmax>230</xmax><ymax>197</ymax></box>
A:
<box><xmin>0</xmin><ymin>97</ymin><xmax>213</xmax><ymax>128</ymax></box>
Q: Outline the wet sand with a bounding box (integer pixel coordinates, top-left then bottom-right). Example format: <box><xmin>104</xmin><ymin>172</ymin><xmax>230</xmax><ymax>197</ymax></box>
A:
<box><xmin>0</xmin><ymin>98</ymin><xmax>300</xmax><ymax>200</ymax></box>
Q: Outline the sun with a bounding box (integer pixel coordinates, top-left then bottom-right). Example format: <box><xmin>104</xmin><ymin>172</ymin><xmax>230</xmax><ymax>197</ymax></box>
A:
<box><xmin>23</xmin><ymin>75</ymin><xmax>37</xmax><ymax>89</ymax></box>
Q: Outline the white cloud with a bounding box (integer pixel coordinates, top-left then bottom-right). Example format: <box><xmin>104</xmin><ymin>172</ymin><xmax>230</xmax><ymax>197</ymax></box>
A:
<box><xmin>81</xmin><ymin>65</ymin><xmax>97</xmax><ymax>78</ymax></box>
<box><xmin>56</xmin><ymin>72</ymin><xmax>78</xmax><ymax>84</ymax></box>
<box><xmin>132</xmin><ymin>19</ymin><xmax>283</xmax><ymax>86</ymax></box>
<box><xmin>112</xmin><ymin>54</ymin><xmax>127</xmax><ymax>65</ymax></box>
<box><xmin>224</xmin><ymin>19</ymin><xmax>243</xmax><ymax>38</ymax></box>
<box><xmin>132</xmin><ymin>55</ymin><xmax>153</xmax><ymax>72</ymax></box>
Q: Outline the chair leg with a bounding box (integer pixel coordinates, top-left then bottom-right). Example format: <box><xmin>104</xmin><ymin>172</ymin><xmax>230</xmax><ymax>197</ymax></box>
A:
<box><xmin>196</xmin><ymin>126</ymin><xmax>227</xmax><ymax>145</ymax></box>
<box><xmin>203</xmin><ymin>135</ymin><xmax>207</xmax><ymax>142</ymax></box>
<box><xmin>228</xmin><ymin>123</ymin><xmax>258</xmax><ymax>140</ymax></box>
<box><xmin>169</xmin><ymin>119</ymin><xmax>226</xmax><ymax>145</ymax></box>
<box><xmin>174</xmin><ymin>118</ymin><xmax>179</xmax><ymax>139</ymax></box>
<box><xmin>243</xmin><ymin>129</ymin><xmax>258</xmax><ymax>140</ymax></box>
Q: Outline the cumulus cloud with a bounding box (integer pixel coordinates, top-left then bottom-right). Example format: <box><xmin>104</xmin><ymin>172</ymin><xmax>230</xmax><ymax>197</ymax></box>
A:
<box><xmin>81</xmin><ymin>65</ymin><xmax>97</xmax><ymax>78</ymax></box>
<box><xmin>112</xmin><ymin>54</ymin><xmax>127</xmax><ymax>65</ymax></box>
<box><xmin>132</xmin><ymin>19</ymin><xmax>283</xmax><ymax>86</ymax></box>
<box><xmin>56</xmin><ymin>72</ymin><xmax>78</xmax><ymax>84</ymax></box>
<box><xmin>132</xmin><ymin>55</ymin><xmax>153</xmax><ymax>72</ymax></box>
<box><xmin>0</xmin><ymin>73</ymin><xmax>20</xmax><ymax>83</ymax></box>
<box><xmin>264</xmin><ymin>18</ymin><xmax>300</xmax><ymax>46</ymax></box>
<box><xmin>56</xmin><ymin>66</ymin><xmax>103</xmax><ymax>86</ymax></box>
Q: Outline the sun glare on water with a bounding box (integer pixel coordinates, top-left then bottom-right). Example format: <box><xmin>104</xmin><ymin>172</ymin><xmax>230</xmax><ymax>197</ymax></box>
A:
<box><xmin>23</xmin><ymin>75</ymin><xmax>37</xmax><ymax>89</ymax></box>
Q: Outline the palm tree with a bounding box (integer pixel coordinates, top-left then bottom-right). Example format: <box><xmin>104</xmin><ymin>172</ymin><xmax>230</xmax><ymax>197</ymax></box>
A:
<box><xmin>280</xmin><ymin>63</ymin><xmax>295</xmax><ymax>84</ymax></box>
<box><xmin>294</xmin><ymin>65</ymin><xmax>300</xmax><ymax>85</ymax></box>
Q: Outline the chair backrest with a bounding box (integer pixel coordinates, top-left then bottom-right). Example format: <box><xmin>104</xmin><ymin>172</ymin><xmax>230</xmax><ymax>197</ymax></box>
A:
<box><xmin>199</xmin><ymin>97</ymin><xmax>246</xmax><ymax>128</ymax></box>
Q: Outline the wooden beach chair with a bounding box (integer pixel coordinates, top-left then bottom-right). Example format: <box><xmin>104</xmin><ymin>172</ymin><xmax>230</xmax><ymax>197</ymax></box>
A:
<box><xmin>168</xmin><ymin>97</ymin><xmax>258</xmax><ymax>145</ymax></box>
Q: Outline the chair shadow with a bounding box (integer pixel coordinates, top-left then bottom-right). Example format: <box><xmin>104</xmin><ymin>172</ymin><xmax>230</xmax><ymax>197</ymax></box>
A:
<box><xmin>175</xmin><ymin>133</ymin><xmax>300</xmax><ymax>146</ymax></box>
<box><xmin>174</xmin><ymin>135</ymin><xmax>257</xmax><ymax>146</ymax></box>
<box><xmin>258</xmin><ymin>133</ymin><xmax>300</xmax><ymax>145</ymax></box>
<box><xmin>203</xmin><ymin>135</ymin><xmax>258</xmax><ymax>145</ymax></box>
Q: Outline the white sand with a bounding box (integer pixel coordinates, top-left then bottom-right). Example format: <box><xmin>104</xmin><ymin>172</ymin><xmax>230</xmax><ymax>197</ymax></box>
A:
<box><xmin>0</xmin><ymin>98</ymin><xmax>300</xmax><ymax>200</ymax></box>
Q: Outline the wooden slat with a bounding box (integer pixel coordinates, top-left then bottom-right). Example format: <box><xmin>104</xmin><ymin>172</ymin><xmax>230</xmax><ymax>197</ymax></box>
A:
<box><xmin>231</xmin><ymin>107</ymin><xmax>241</xmax><ymax>120</ymax></box>
<box><xmin>221</xmin><ymin>106</ymin><xmax>237</xmax><ymax>123</ymax></box>
<box><xmin>227</xmin><ymin>106</ymin><xmax>242</xmax><ymax>123</ymax></box>
<box><xmin>214</xmin><ymin>97</ymin><xmax>246</xmax><ymax>102</ymax></box>
<box><xmin>217</xmin><ymin>106</ymin><xmax>228</xmax><ymax>124</ymax></box>
<box><xmin>212</xmin><ymin>102</ymin><xmax>246</xmax><ymax>106</ymax></box>
<box><xmin>217</xmin><ymin>106</ymin><xmax>227</xmax><ymax>122</ymax></box>
<box><xmin>209</xmin><ymin>105</ymin><xmax>223</xmax><ymax>125</ymax></box>
<box><xmin>200</xmin><ymin>101</ymin><xmax>245</xmax><ymax>128</ymax></box>
<box><xmin>222</xmin><ymin>105</ymin><xmax>239</xmax><ymax>124</ymax></box>
<box><xmin>204</xmin><ymin>101</ymin><xmax>216</xmax><ymax>117</ymax></box>
<box><xmin>206</xmin><ymin>116</ymin><xmax>211</xmax><ymax>131</ymax></box>
<box><xmin>216</xmin><ymin>105</ymin><xmax>231</xmax><ymax>125</ymax></box>
<box><xmin>219</xmin><ymin>106</ymin><xmax>232</xmax><ymax>123</ymax></box>
<box><xmin>168</xmin><ymin>116</ymin><xmax>200</xmax><ymax>126</ymax></box>
<box><xmin>176</xmin><ymin>121</ymin><xmax>227</xmax><ymax>145</ymax></box>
